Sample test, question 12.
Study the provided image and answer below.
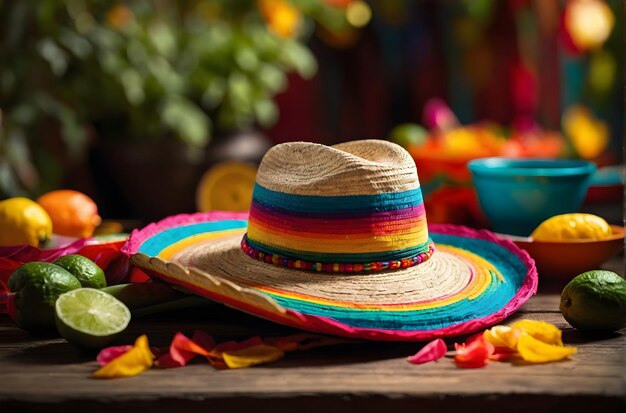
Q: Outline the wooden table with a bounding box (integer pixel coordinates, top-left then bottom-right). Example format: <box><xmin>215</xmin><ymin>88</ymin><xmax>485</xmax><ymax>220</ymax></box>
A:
<box><xmin>1</xmin><ymin>258</ymin><xmax>624</xmax><ymax>413</ymax></box>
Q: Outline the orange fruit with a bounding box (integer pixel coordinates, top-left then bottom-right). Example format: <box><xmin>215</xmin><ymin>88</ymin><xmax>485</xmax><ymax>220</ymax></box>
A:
<box><xmin>36</xmin><ymin>190</ymin><xmax>102</xmax><ymax>238</ymax></box>
<box><xmin>196</xmin><ymin>162</ymin><xmax>257</xmax><ymax>212</ymax></box>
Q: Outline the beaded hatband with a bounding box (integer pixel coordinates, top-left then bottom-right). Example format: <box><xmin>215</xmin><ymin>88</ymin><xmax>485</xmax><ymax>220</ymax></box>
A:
<box><xmin>241</xmin><ymin>236</ymin><xmax>435</xmax><ymax>273</ymax></box>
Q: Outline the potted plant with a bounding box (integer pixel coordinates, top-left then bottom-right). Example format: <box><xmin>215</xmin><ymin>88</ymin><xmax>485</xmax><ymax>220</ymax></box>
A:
<box><xmin>0</xmin><ymin>0</ymin><xmax>353</xmax><ymax>219</ymax></box>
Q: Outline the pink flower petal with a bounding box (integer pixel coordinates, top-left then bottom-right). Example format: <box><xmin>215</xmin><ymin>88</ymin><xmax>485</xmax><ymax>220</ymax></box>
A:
<box><xmin>96</xmin><ymin>345</ymin><xmax>133</xmax><ymax>366</ymax></box>
<box><xmin>407</xmin><ymin>338</ymin><xmax>447</xmax><ymax>365</ymax></box>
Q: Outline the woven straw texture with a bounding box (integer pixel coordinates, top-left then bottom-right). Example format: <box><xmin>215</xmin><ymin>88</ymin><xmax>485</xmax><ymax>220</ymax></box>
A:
<box><xmin>255</xmin><ymin>140</ymin><xmax>419</xmax><ymax>196</ymax></box>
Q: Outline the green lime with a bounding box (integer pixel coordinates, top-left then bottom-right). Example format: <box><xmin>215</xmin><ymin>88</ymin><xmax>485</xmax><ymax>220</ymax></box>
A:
<box><xmin>55</xmin><ymin>288</ymin><xmax>131</xmax><ymax>349</ymax></box>
<box><xmin>560</xmin><ymin>270</ymin><xmax>626</xmax><ymax>332</ymax></box>
<box><xmin>8</xmin><ymin>262</ymin><xmax>82</xmax><ymax>332</ymax></box>
<box><xmin>388</xmin><ymin>123</ymin><xmax>428</xmax><ymax>148</ymax></box>
<box><xmin>53</xmin><ymin>254</ymin><xmax>107</xmax><ymax>289</ymax></box>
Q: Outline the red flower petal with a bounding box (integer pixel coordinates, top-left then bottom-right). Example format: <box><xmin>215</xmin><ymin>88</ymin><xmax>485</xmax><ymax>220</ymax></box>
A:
<box><xmin>192</xmin><ymin>330</ymin><xmax>216</xmax><ymax>352</ymax></box>
<box><xmin>169</xmin><ymin>332</ymin><xmax>210</xmax><ymax>366</ymax></box>
<box><xmin>214</xmin><ymin>337</ymin><xmax>264</xmax><ymax>353</ymax></box>
<box><xmin>407</xmin><ymin>338</ymin><xmax>447</xmax><ymax>365</ymax></box>
<box><xmin>454</xmin><ymin>334</ymin><xmax>494</xmax><ymax>368</ymax></box>
<box><xmin>490</xmin><ymin>347</ymin><xmax>517</xmax><ymax>361</ymax></box>
<box><xmin>155</xmin><ymin>353</ymin><xmax>184</xmax><ymax>369</ymax></box>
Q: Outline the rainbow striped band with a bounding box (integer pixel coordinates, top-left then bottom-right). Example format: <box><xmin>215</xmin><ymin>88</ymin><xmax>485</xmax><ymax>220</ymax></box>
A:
<box><xmin>246</xmin><ymin>184</ymin><xmax>433</xmax><ymax>268</ymax></box>
<box><xmin>241</xmin><ymin>235</ymin><xmax>435</xmax><ymax>273</ymax></box>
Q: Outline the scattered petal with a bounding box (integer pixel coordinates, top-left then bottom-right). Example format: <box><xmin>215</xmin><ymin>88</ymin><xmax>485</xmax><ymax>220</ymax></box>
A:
<box><xmin>454</xmin><ymin>334</ymin><xmax>494</xmax><ymax>368</ymax></box>
<box><xmin>214</xmin><ymin>336</ymin><xmax>264</xmax><ymax>353</ymax></box>
<box><xmin>222</xmin><ymin>344</ymin><xmax>285</xmax><ymax>369</ymax></box>
<box><xmin>93</xmin><ymin>335</ymin><xmax>154</xmax><ymax>379</ymax></box>
<box><xmin>489</xmin><ymin>347</ymin><xmax>517</xmax><ymax>361</ymax></box>
<box><xmin>169</xmin><ymin>332</ymin><xmax>210</xmax><ymax>365</ymax></box>
<box><xmin>516</xmin><ymin>334</ymin><xmax>577</xmax><ymax>363</ymax></box>
<box><xmin>96</xmin><ymin>345</ymin><xmax>132</xmax><ymax>366</ymax></box>
<box><xmin>154</xmin><ymin>353</ymin><xmax>184</xmax><ymax>369</ymax></box>
<box><xmin>155</xmin><ymin>332</ymin><xmax>213</xmax><ymax>368</ymax></box>
<box><xmin>483</xmin><ymin>325</ymin><xmax>522</xmax><ymax>350</ymax></box>
<box><xmin>407</xmin><ymin>338</ymin><xmax>447</xmax><ymax>365</ymax></box>
<box><xmin>511</xmin><ymin>319</ymin><xmax>563</xmax><ymax>346</ymax></box>
<box><xmin>192</xmin><ymin>330</ymin><xmax>216</xmax><ymax>352</ymax></box>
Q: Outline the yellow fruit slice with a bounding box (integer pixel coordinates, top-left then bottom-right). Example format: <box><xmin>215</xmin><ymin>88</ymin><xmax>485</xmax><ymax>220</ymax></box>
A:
<box><xmin>196</xmin><ymin>162</ymin><xmax>257</xmax><ymax>212</ymax></box>
<box><xmin>530</xmin><ymin>213</ymin><xmax>612</xmax><ymax>241</ymax></box>
<box><xmin>0</xmin><ymin>197</ymin><xmax>53</xmax><ymax>247</ymax></box>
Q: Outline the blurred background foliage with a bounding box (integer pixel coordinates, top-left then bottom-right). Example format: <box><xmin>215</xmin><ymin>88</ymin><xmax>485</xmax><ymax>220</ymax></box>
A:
<box><xmin>0</xmin><ymin>0</ymin><xmax>622</xmax><ymax>217</ymax></box>
<box><xmin>0</xmin><ymin>0</ymin><xmax>352</xmax><ymax>198</ymax></box>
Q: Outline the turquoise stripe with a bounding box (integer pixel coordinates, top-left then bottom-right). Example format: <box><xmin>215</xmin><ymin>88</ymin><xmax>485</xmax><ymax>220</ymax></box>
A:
<box><xmin>137</xmin><ymin>220</ymin><xmax>248</xmax><ymax>256</ymax></box>
<box><xmin>245</xmin><ymin>235</ymin><xmax>433</xmax><ymax>263</ymax></box>
<box><xmin>252</xmin><ymin>184</ymin><xmax>423</xmax><ymax>213</ymax></box>
<box><xmin>257</xmin><ymin>234</ymin><xmax>527</xmax><ymax>330</ymax></box>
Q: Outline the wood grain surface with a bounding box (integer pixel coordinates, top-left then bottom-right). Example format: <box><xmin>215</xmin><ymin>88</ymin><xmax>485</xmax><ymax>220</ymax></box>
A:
<box><xmin>1</xmin><ymin>258</ymin><xmax>624</xmax><ymax>413</ymax></box>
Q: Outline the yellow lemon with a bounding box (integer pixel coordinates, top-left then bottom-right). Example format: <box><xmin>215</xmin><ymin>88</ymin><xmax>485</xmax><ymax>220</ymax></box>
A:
<box><xmin>531</xmin><ymin>213</ymin><xmax>612</xmax><ymax>241</ymax></box>
<box><xmin>196</xmin><ymin>161</ymin><xmax>257</xmax><ymax>212</ymax></box>
<box><xmin>0</xmin><ymin>197</ymin><xmax>53</xmax><ymax>247</ymax></box>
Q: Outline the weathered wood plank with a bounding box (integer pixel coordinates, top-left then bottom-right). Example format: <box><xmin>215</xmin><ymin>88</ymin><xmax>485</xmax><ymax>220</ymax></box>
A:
<box><xmin>0</xmin><ymin>295</ymin><xmax>623</xmax><ymax>407</ymax></box>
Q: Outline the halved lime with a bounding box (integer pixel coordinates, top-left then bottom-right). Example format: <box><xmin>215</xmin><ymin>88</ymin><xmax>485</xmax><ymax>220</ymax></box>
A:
<box><xmin>55</xmin><ymin>288</ymin><xmax>131</xmax><ymax>349</ymax></box>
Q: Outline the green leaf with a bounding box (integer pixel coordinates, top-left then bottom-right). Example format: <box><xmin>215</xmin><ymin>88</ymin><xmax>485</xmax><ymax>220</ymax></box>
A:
<box><xmin>257</xmin><ymin>64</ymin><xmax>287</xmax><ymax>93</ymax></box>
<box><xmin>59</xmin><ymin>29</ymin><xmax>92</xmax><ymax>58</ymax></box>
<box><xmin>127</xmin><ymin>40</ymin><xmax>149</xmax><ymax>68</ymax></box>
<box><xmin>99</xmin><ymin>51</ymin><xmax>125</xmax><ymax>74</ymax></box>
<box><xmin>202</xmin><ymin>78</ymin><xmax>226</xmax><ymax>109</ymax></box>
<box><xmin>148</xmin><ymin>21</ymin><xmax>177</xmax><ymax>58</ymax></box>
<box><xmin>227</xmin><ymin>72</ymin><xmax>253</xmax><ymax>107</ymax></box>
<box><xmin>281</xmin><ymin>41</ymin><xmax>317</xmax><ymax>79</ymax></box>
<box><xmin>37</xmin><ymin>38</ymin><xmax>68</xmax><ymax>76</ymax></box>
<box><xmin>10</xmin><ymin>104</ymin><xmax>38</xmax><ymax>126</ymax></box>
<box><xmin>235</xmin><ymin>48</ymin><xmax>259</xmax><ymax>72</ymax></box>
<box><xmin>57</xmin><ymin>108</ymin><xmax>87</xmax><ymax>160</ymax></box>
<box><xmin>253</xmin><ymin>99</ymin><xmax>278</xmax><ymax>127</ymax></box>
<box><xmin>162</xmin><ymin>97</ymin><xmax>210</xmax><ymax>147</ymax></box>
<box><xmin>149</xmin><ymin>57</ymin><xmax>184</xmax><ymax>93</ymax></box>
<box><xmin>121</xmin><ymin>68</ymin><xmax>145</xmax><ymax>105</ymax></box>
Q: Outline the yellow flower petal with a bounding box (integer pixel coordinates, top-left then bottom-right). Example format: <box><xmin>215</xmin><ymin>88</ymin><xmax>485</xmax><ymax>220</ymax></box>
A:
<box><xmin>511</xmin><ymin>319</ymin><xmax>563</xmax><ymax>346</ymax></box>
<box><xmin>483</xmin><ymin>326</ymin><xmax>522</xmax><ymax>350</ymax></box>
<box><xmin>517</xmin><ymin>334</ymin><xmax>577</xmax><ymax>363</ymax></box>
<box><xmin>222</xmin><ymin>343</ymin><xmax>284</xmax><ymax>369</ymax></box>
<box><xmin>93</xmin><ymin>335</ymin><xmax>154</xmax><ymax>379</ymax></box>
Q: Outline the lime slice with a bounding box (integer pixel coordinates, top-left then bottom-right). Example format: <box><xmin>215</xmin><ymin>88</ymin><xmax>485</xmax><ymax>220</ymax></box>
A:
<box><xmin>55</xmin><ymin>288</ymin><xmax>131</xmax><ymax>349</ymax></box>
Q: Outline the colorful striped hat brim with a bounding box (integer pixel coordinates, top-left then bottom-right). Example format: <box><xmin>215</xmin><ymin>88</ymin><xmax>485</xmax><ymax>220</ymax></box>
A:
<box><xmin>125</xmin><ymin>212</ymin><xmax>538</xmax><ymax>342</ymax></box>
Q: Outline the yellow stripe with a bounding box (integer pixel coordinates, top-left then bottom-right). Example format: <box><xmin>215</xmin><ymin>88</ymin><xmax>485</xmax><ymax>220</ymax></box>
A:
<box><xmin>247</xmin><ymin>225</ymin><xmax>429</xmax><ymax>254</ymax></box>
<box><xmin>159</xmin><ymin>229</ymin><xmax>246</xmax><ymax>260</ymax></box>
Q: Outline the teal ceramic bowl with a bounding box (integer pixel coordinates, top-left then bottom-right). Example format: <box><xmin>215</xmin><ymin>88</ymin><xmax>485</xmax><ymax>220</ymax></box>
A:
<box><xmin>468</xmin><ymin>158</ymin><xmax>596</xmax><ymax>236</ymax></box>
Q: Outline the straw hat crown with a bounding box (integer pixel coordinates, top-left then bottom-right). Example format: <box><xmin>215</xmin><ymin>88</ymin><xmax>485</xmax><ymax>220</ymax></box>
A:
<box><xmin>255</xmin><ymin>140</ymin><xmax>420</xmax><ymax>196</ymax></box>
<box><xmin>244</xmin><ymin>139</ymin><xmax>432</xmax><ymax>272</ymax></box>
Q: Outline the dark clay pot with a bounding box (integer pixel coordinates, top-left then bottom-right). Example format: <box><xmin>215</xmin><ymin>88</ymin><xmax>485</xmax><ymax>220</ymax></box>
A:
<box><xmin>90</xmin><ymin>131</ymin><xmax>271</xmax><ymax>222</ymax></box>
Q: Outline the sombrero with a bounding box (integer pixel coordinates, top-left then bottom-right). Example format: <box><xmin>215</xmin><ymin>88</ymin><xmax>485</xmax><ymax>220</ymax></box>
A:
<box><xmin>125</xmin><ymin>140</ymin><xmax>537</xmax><ymax>342</ymax></box>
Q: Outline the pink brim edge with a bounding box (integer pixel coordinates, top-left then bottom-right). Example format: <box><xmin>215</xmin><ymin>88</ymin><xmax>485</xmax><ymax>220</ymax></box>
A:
<box><xmin>125</xmin><ymin>212</ymin><xmax>539</xmax><ymax>342</ymax></box>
